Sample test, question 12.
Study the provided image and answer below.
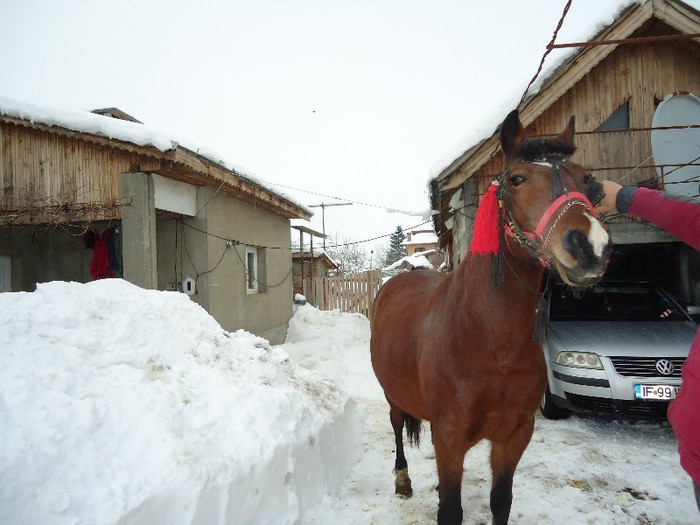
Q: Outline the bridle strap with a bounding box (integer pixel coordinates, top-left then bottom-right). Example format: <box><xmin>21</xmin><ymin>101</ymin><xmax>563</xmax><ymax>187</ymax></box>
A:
<box><xmin>533</xmin><ymin>191</ymin><xmax>596</xmax><ymax>240</ymax></box>
<box><xmin>499</xmin><ymin>158</ymin><xmax>598</xmax><ymax>269</ymax></box>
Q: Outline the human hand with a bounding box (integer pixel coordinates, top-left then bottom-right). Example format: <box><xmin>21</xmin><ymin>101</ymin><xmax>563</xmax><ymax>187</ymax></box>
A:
<box><xmin>596</xmin><ymin>180</ymin><xmax>623</xmax><ymax>214</ymax></box>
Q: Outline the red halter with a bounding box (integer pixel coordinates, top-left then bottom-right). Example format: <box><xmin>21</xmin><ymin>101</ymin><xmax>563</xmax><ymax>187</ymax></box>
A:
<box><xmin>507</xmin><ymin>191</ymin><xmax>597</xmax><ymax>268</ymax></box>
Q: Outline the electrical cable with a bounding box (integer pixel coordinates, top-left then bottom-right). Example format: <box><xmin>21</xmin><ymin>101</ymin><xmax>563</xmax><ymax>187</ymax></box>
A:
<box><xmin>258</xmin><ymin>178</ymin><xmax>419</xmax><ymax>215</ymax></box>
<box><xmin>519</xmin><ymin>0</ymin><xmax>573</xmax><ymax>106</ymax></box>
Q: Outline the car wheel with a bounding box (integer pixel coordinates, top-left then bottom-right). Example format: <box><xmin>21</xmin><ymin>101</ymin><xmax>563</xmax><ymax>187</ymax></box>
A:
<box><xmin>540</xmin><ymin>384</ymin><xmax>571</xmax><ymax>420</ymax></box>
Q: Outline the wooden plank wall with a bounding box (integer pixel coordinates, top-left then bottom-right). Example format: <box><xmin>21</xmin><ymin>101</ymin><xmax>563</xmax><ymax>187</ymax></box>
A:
<box><xmin>473</xmin><ymin>39</ymin><xmax>700</xmax><ymax>195</ymax></box>
<box><xmin>0</xmin><ymin>124</ymin><xmax>153</xmax><ymax>224</ymax></box>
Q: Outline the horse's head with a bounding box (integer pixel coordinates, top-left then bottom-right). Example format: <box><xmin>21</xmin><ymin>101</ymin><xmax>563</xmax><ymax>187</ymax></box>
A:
<box><xmin>498</xmin><ymin>110</ymin><xmax>611</xmax><ymax>287</ymax></box>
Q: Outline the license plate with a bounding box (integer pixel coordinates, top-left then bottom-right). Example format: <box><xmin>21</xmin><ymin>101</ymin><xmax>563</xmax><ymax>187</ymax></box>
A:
<box><xmin>634</xmin><ymin>384</ymin><xmax>679</xmax><ymax>400</ymax></box>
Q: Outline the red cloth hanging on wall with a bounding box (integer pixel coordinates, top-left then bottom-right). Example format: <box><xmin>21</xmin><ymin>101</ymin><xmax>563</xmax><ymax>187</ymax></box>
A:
<box><xmin>85</xmin><ymin>229</ymin><xmax>114</xmax><ymax>280</ymax></box>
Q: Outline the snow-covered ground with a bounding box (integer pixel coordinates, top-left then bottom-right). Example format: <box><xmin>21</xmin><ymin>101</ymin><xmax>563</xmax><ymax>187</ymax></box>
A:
<box><xmin>1</xmin><ymin>280</ymin><xmax>697</xmax><ymax>524</ymax></box>
<box><xmin>285</xmin><ymin>307</ymin><xmax>698</xmax><ymax>525</ymax></box>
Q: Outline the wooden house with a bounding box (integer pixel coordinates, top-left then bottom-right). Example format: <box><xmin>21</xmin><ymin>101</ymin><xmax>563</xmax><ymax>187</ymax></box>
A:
<box><xmin>0</xmin><ymin>98</ymin><xmax>311</xmax><ymax>343</ymax></box>
<box><xmin>429</xmin><ymin>0</ymin><xmax>700</xmax><ymax>305</ymax></box>
<box><xmin>401</xmin><ymin>228</ymin><xmax>442</xmax><ymax>268</ymax></box>
<box><xmin>292</xmin><ymin>250</ymin><xmax>338</xmax><ymax>301</ymax></box>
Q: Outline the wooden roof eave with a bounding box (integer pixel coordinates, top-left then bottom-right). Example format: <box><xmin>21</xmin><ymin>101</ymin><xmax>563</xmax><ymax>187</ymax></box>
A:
<box><xmin>0</xmin><ymin>114</ymin><xmax>171</xmax><ymax>159</ymax></box>
<box><xmin>0</xmin><ymin>115</ymin><xmax>311</xmax><ymax>221</ymax></box>
<box><xmin>658</xmin><ymin>0</ymin><xmax>700</xmax><ymax>35</ymax></box>
<box><xmin>167</xmin><ymin>147</ymin><xmax>311</xmax><ymax>220</ymax></box>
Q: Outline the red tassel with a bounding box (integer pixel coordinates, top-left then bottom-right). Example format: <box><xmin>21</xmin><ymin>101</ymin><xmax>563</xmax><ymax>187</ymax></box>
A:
<box><xmin>469</xmin><ymin>183</ymin><xmax>500</xmax><ymax>256</ymax></box>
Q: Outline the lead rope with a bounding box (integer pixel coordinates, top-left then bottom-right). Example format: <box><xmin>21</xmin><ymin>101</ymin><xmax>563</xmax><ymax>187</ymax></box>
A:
<box><xmin>492</xmin><ymin>197</ymin><xmax>506</xmax><ymax>287</ymax></box>
<box><xmin>533</xmin><ymin>281</ymin><xmax>549</xmax><ymax>342</ymax></box>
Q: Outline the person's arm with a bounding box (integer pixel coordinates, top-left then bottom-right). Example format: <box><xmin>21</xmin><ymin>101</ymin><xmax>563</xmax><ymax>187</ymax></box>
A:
<box><xmin>598</xmin><ymin>180</ymin><xmax>700</xmax><ymax>251</ymax></box>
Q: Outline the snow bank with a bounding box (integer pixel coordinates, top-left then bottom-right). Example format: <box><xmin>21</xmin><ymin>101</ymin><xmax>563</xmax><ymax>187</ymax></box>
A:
<box><xmin>281</xmin><ymin>305</ymin><xmax>383</xmax><ymax>401</ymax></box>
<box><xmin>0</xmin><ymin>280</ymin><xmax>364</xmax><ymax>525</ymax></box>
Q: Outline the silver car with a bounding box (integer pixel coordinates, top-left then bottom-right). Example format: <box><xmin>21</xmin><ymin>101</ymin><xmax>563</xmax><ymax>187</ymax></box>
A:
<box><xmin>540</xmin><ymin>281</ymin><xmax>697</xmax><ymax>420</ymax></box>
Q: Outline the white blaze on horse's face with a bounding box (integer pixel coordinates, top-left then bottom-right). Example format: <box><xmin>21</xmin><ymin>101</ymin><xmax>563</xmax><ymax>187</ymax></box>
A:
<box><xmin>532</xmin><ymin>161</ymin><xmax>554</xmax><ymax>169</ymax></box>
<box><xmin>547</xmin><ymin>206</ymin><xmax>610</xmax><ymax>286</ymax></box>
<box><xmin>584</xmin><ymin>211</ymin><xmax>609</xmax><ymax>258</ymax></box>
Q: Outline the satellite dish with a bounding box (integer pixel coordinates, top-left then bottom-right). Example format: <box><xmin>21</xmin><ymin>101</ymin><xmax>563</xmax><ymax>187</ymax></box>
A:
<box><xmin>651</xmin><ymin>92</ymin><xmax>700</xmax><ymax>198</ymax></box>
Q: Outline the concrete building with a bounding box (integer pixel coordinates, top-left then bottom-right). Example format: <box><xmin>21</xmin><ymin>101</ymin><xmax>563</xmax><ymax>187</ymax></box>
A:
<box><xmin>0</xmin><ymin>99</ymin><xmax>311</xmax><ymax>343</ymax></box>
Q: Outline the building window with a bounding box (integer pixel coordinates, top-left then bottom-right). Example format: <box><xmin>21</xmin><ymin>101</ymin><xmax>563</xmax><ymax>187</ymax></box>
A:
<box><xmin>245</xmin><ymin>246</ymin><xmax>267</xmax><ymax>295</ymax></box>
<box><xmin>596</xmin><ymin>101</ymin><xmax>630</xmax><ymax>131</ymax></box>
<box><xmin>416</xmin><ymin>247</ymin><xmax>425</xmax><ymax>253</ymax></box>
<box><xmin>246</xmin><ymin>247</ymin><xmax>258</xmax><ymax>294</ymax></box>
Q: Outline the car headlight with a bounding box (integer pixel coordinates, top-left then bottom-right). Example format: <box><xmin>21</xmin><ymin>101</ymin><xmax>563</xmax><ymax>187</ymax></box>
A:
<box><xmin>555</xmin><ymin>351</ymin><xmax>603</xmax><ymax>369</ymax></box>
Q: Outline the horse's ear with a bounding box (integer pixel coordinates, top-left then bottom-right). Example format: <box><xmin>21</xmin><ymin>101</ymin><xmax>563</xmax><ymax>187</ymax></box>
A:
<box><xmin>558</xmin><ymin>115</ymin><xmax>576</xmax><ymax>146</ymax></box>
<box><xmin>501</xmin><ymin>110</ymin><xmax>525</xmax><ymax>160</ymax></box>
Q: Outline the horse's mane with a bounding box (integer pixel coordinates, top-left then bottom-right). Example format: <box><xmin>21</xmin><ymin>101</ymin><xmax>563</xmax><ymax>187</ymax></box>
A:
<box><xmin>513</xmin><ymin>137</ymin><xmax>576</xmax><ymax>161</ymax></box>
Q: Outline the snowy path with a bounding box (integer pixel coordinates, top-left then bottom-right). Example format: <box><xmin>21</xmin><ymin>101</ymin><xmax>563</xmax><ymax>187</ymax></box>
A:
<box><xmin>283</xmin><ymin>305</ymin><xmax>697</xmax><ymax>524</ymax></box>
<box><xmin>300</xmin><ymin>396</ymin><xmax>697</xmax><ymax>525</ymax></box>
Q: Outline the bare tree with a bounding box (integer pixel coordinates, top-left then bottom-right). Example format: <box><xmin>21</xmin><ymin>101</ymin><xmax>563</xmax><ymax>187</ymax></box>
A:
<box><xmin>370</xmin><ymin>243</ymin><xmax>389</xmax><ymax>270</ymax></box>
<box><xmin>326</xmin><ymin>233</ymin><xmax>369</xmax><ymax>275</ymax></box>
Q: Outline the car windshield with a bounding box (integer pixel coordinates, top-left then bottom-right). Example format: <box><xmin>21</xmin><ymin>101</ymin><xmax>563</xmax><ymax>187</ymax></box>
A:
<box><xmin>549</xmin><ymin>282</ymin><xmax>689</xmax><ymax>322</ymax></box>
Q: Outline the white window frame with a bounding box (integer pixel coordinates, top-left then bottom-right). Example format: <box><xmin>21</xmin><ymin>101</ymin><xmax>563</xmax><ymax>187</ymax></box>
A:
<box><xmin>245</xmin><ymin>247</ymin><xmax>258</xmax><ymax>294</ymax></box>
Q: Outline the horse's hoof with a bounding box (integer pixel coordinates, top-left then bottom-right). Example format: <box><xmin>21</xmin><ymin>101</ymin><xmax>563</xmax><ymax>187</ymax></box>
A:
<box><xmin>394</xmin><ymin>467</ymin><xmax>413</xmax><ymax>498</ymax></box>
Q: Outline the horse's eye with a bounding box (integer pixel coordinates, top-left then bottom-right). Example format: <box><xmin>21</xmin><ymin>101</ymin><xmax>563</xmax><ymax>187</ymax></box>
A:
<box><xmin>510</xmin><ymin>175</ymin><xmax>526</xmax><ymax>187</ymax></box>
<box><xmin>583</xmin><ymin>173</ymin><xmax>592</xmax><ymax>185</ymax></box>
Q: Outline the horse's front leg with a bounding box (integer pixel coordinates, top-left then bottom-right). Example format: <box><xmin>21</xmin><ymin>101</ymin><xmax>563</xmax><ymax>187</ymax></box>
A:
<box><xmin>432</xmin><ymin>424</ymin><xmax>469</xmax><ymax>525</ymax></box>
<box><xmin>489</xmin><ymin>418</ymin><xmax>535</xmax><ymax>525</ymax></box>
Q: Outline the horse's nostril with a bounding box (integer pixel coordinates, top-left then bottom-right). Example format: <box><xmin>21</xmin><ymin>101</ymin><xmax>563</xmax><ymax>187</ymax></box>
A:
<box><xmin>563</xmin><ymin>229</ymin><xmax>593</xmax><ymax>261</ymax></box>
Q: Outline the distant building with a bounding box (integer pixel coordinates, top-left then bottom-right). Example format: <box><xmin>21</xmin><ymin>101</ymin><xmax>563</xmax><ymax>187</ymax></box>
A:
<box><xmin>384</xmin><ymin>251</ymin><xmax>435</xmax><ymax>273</ymax></box>
<box><xmin>401</xmin><ymin>228</ymin><xmax>442</xmax><ymax>268</ymax></box>
<box><xmin>292</xmin><ymin>249</ymin><xmax>338</xmax><ymax>303</ymax></box>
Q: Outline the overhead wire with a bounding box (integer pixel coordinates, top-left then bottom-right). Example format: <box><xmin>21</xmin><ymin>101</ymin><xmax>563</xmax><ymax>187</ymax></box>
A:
<box><xmin>325</xmin><ymin>219</ymin><xmax>433</xmax><ymax>249</ymax></box>
<box><xmin>180</xmin><ymin>219</ymin><xmax>293</xmax><ymax>288</ymax></box>
<box><xmin>519</xmin><ymin>0</ymin><xmax>573</xmax><ymax>106</ymax></box>
<box><xmin>258</xmin><ymin>178</ymin><xmax>420</xmax><ymax>215</ymax></box>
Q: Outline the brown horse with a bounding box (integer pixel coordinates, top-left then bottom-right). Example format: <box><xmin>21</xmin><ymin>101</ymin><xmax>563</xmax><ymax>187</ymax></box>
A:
<box><xmin>370</xmin><ymin>110</ymin><xmax>611</xmax><ymax>525</ymax></box>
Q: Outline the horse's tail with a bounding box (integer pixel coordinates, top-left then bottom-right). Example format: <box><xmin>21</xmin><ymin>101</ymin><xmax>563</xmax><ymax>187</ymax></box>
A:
<box><xmin>404</xmin><ymin>414</ymin><xmax>422</xmax><ymax>447</ymax></box>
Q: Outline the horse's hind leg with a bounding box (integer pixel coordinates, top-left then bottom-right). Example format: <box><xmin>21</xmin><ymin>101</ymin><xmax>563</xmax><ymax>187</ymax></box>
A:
<box><xmin>489</xmin><ymin>419</ymin><xmax>535</xmax><ymax>525</ymax></box>
<box><xmin>389</xmin><ymin>402</ymin><xmax>413</xmax><ymax>497</ymax></box>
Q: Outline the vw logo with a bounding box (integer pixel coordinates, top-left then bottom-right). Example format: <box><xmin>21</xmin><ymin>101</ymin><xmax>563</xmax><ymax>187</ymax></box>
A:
<box><xmin>655</xmin><ymin>359</ymin><xmax>675</xmax><ymax>376</ymax></box>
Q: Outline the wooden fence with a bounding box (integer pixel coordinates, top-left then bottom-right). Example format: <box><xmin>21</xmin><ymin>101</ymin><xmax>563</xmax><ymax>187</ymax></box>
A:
<box><xmin>311</xmin><ymin>270</ymin><xmax>383</xmax><ymax>320</ymax></box>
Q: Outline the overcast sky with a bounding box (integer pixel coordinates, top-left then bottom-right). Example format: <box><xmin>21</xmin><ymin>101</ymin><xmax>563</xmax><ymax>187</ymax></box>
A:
<box><xmin>2</xmin><ymin>0</ymin><xmax>697</xmax><ymax>253</ymax></box>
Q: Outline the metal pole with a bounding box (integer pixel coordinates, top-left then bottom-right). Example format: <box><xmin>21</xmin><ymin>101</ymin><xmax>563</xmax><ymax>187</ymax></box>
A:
<box><xmin>308</xmin><ymin>202</ymin><xmax>353</xmax><ymax>250</ymax></box>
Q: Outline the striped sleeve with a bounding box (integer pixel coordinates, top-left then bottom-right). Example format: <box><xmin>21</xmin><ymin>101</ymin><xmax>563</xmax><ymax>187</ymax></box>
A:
<box><xmin>624</xmin><ymin>187</ymin><xmax>700</xmax><ymax>251</ymax></box>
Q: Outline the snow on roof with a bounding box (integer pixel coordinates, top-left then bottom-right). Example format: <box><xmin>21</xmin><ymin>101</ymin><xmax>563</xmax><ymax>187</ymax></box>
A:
<box><xmin>0</xmin><ymin>96</ymin><xmax>309</xmax><ymax>214</ymax></box>
<box><xmin>402</xmin><ymin>231</ymin><xmax>438</xmax><ymax>245</ymax></box>
<box><xmin>385</xmin><ymin>252</ymin><xmax>434</xmax><ymax>271</ymax></box>
<box><xmin>0</xmin><ymin>96</ymin><xmax>178</xmax><ymax>151</ymax></box>
<box><xmin>427</xmin><ymin>1</ymin><xmax>637</xmax><ymax>181</ymax></box>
